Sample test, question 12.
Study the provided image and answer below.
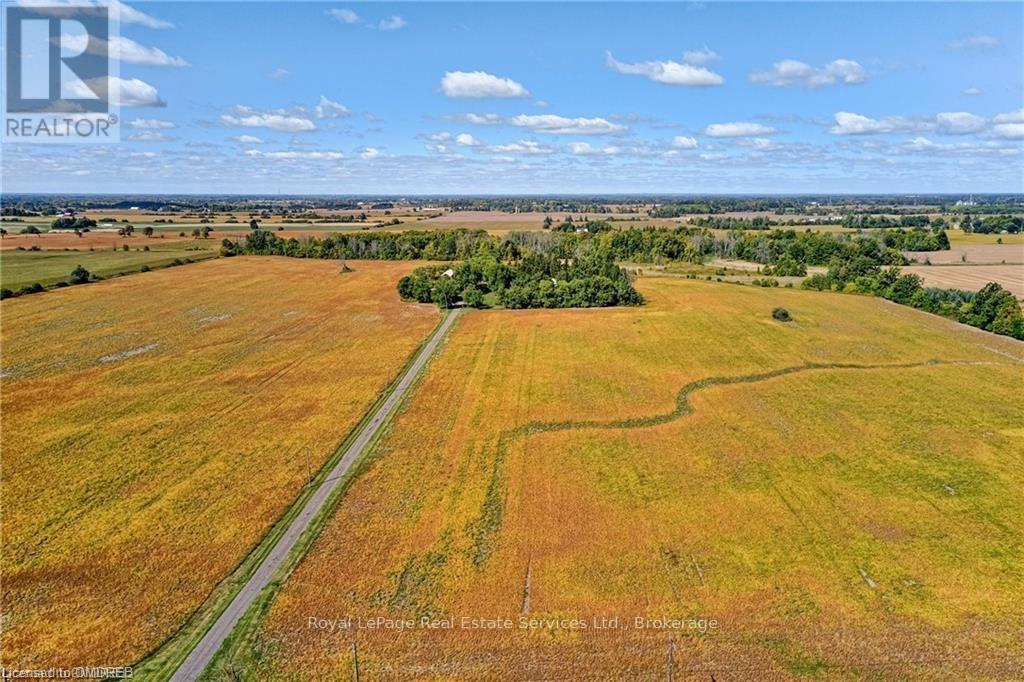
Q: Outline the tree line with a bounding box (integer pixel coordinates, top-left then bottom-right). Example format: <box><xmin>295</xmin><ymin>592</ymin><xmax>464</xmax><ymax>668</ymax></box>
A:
<box><xmin>802</xmin><ymin>259</ymin><xmax>1023</xmax><ymax>340</ymax></box>
<box><xmin>397</xmin><ymin>252</ymin><xmax>642</xmax><ymax>310</ymax></box>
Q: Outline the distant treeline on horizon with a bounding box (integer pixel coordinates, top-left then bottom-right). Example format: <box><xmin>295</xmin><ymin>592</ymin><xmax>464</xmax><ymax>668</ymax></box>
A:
<box><xmin>2</xmin><ymin>193</ymin><xmax>1022</xmax><ymax>216</ymax></box>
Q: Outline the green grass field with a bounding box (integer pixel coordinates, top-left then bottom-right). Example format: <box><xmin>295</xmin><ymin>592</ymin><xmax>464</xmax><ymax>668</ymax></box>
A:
<box><xmin>0</xmin><ymin>242</ymin><xmax>217</xmax><ymax>290</ymax></box>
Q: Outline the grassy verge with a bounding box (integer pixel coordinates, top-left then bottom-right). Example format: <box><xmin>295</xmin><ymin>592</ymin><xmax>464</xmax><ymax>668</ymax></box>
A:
<box><xmin>132</xmin><ymin>312</ymin><xmax>452</xmax><ymax>681</ymax></box>
<box><xmin>195</xmin><ymin>312</ymin><xmax>459</xmax><ymax>680</ymax></box>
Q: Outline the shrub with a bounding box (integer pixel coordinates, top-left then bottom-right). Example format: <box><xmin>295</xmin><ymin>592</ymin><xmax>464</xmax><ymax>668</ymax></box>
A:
<box><xmin>140</xmin><ymin>265</ymin><xmax>151</xmax><ymax>272</ymax></box>
<box><xmin>772</xmin><ymin>307</ymin><xmax>792</xmax><ymax>322</ymax></box>
<box><xmin>69</xmin><ymin>265</ymin><xmax>91</xmax><ymax>285</ymax></box>
<box><xmin>0</xmin><ymin>288</ymin><xmax>14</xmax><ymax>300</ymax></box>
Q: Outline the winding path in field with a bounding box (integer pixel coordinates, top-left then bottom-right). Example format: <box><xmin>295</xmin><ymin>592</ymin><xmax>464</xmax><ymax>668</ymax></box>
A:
<box><xmin>170</xmin><ymin>309</ymin><xmax>462</xmax><ymax>682</ymax></box>
<box><xmin>470</xmin><ymin>356</ymin><xmax>1018</xmax><ymax>565</ymax></box>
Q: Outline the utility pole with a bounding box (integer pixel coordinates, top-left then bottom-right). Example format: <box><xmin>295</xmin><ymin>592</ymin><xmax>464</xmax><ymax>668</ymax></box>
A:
<box><xmin>352</xmin><ymin>641</ymin><xmax>360</xmax><ymax>682</ymax></box>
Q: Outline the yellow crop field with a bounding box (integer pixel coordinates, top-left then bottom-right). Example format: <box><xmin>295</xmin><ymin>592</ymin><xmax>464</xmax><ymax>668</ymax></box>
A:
<box><xmin>240</xmin><ymin>278</ymin><xmax>1024</xmax><ymax>679</ymax></box>
<box><xmin>0</xmin><ymin>257</ymin><xmax>439</xmax><ymax>668</ymax></box>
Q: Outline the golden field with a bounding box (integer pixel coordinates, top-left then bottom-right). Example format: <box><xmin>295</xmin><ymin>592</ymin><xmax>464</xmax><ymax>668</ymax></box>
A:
<box><xmin>239</xmin><ymin>278</ymin><xmax>1024</xmax><ymax>680</ymax></box>
<box><xmin>0</xmin><ymin>257</ymin><xmax>439</xmax><ymax>668</ymax></box>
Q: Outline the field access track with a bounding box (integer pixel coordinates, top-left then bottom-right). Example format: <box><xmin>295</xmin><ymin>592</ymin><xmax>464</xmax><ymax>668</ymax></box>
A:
<box><xmin>170</xmin><ymin>309</ymin><xmax>462</xmax><ymax>681</ymax></box>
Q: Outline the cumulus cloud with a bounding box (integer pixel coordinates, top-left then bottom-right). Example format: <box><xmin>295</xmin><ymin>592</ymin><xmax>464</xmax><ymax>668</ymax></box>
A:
<box><xmin>440</xmin><ymin>71</ymin><xmax>530</xmax><ymax>99</ymax></box>
<box><xmin>109</xmin><ymin>0</ymin><xmax>173</xmax><ymax>28</ymax></box>
<box><xmin>962</xmin><ymin>86</ymin><xmax>982</xmax><ymax>96</ymax></box>
<box><xmin>314</xmin><ymin>95</ymin><xmax>351</xmax><ymax>119</ymax></box>
<box><xmin>66</xmin><ymin>76</ymin><xmax>165</xmax><ymax>107</ymax></box>
<box><xmin>994</xmin><ymin>108</ymin><xmax>1024</xmax><ymax>124</ymax></box>
<box><xmin>21</xmin><ymin>0</ymin><xmax>175</xmax><ymax>28</ymax></box>
<box><xmin>750</xmin><ymin>58</ymin><xmax>865</xmax><ymax>87</ymax></box>
<box><xmin>221</xmin><ymin>108</ymin><xmax>316</xmax><ymax>132</ymax></box>
<box><xmin>327</xmin><ymin>8</ymin><xmax>359</xmax><ymax>23</ymax></box>
<box><xmin>128</xmin><ymin>118</ymin><xmax>175</xmax><ymax>129</ymax></box>
<box><xmin>232</xmin><ymin>135</ymin><xmax>264</xmax><ymax>144</ymax></box>
<box><xmin>128</xmin><ymin>130</ymin><xmax>173</xmax><ymax>142</ymax></box>
<box><xmin>509</xmin><ymin>114</ymin><xmax>627</xmax><ymax>135</ymax></box>
<box><xmin>671</xmin><ymin>136</ymin><xmax>699</xmax><ymax>149</ymax></box>
<box><xmin>455</xmin><ymin>133</ymin><xmax>480</xmax><ymax>146</ymax></box>
<box><xmin>993</xmin><ymin>123</ymin><xmax>1024</xmax><ymax>139</ymax></box>
<box><xmin>948</xmin><ymin>34</ymin><xmax>1000</xmax><ymax>50</ymax></box>
<box><xmin>606</xmin><ymin>51</ymin><xmax>724</xmax><ymax>86</ymax></box>
<box><xmin>359</xmin><ymin>147</ymin><xmax>385</xmax><ymax>159</ymax></box>
<box><xmin>935</xmin><ymin>111</ymin><xmax>987</xmax><ymax>134</ymax></box>
<box><xmin>828</xmin><ymin>112</ymin><xmax>927</xmax><ymax>135</ymax></box>
<box><xmin>244</xmin><ymin>149</ymin><xmax>343</xmax><ymax>160</ymax></box>
<box><xmin>704</xmin><ymin>122</ymin><xmax>776</xmax><ymax>137</ymax></box>
<box><xmin>682</xmin><ymin>47</ymin><xmax>720</xmax><ymax>66</ymax></box>
<box><xmin>463</xmin><ymin>113</ymin><xmax>502</xmax><ymax>125</ymax></box>
<box><xmin>60</xmin><ymin>34</ymin><xmax>187</xmax><ymax>67</ymax></box>
<box><xmin>378</xmin><ymin>15</ymin><xmax>407</xmax><ymax>30</ymax></box>
<box><xmin>736</xmin><ymin>138</ymin><xmax>782</xmax><ymax>151</ymax></box>
<box><xmin>485</xmin><ymin>140</ymin><xmax>556</xmax><ymax>155</ymax></box>
<box><xmin>568</xmin><ymin>142</ymin><xmax>620</xmax><ymax>155</ymax></box>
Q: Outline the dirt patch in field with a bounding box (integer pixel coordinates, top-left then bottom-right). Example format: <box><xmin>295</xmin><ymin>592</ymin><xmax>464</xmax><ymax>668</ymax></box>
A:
<box><xmin>906</xmin><ymin>243</ymin><xmax>1024</xmax><ymax>265</ymax></box>
<box><xmin>902</xmin><ymin>264</ymin><xmax>1024</xmax><ymax>299</ymax></box>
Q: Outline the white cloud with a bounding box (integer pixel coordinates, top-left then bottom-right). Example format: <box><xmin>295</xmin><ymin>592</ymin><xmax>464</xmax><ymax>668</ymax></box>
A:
<box><xmin>60</xmin><ymin>34</ymin><xmax>187</xmax><ymax>67</ymax></box>
<box><xmin>509</xmin><ymin>114</ymin><xmax>627</xmax><ymax>135</ymax></box>
<box><xmin>327</xmin><ymin>8</ymin><xmax>359</xmax><ymax>24</ymax></box>
<box><xmin>128</xmin><ymin>130</ymin><xmax>173</xmax><ymax>142</ymax></box>
<box><xmin>606</xmin><ymin>51</ymin><xmax>724</xmax><ymax>86</ymax></box>
<box><xmin>736</xmin><ymin>137</ymin><xmax>782</xmax><ymax>151</ymax></box>
<box><xmin>485</xmin><ymin>140</ymin><xmax>555</xmax><ymax>155</ymax></box>
<box><xmin>455</xmin><ymin>133</ymin><xmax>480</xmax><ymax>146</ymax></box>
<box><xmin>128</xmin><ymin>118</ymin><xmax>175</xmax><ymax>129</ymax></box>
<box><xmin>440</xmin><ymin>71</ymin><xmax>529</xmax><ymax>99</ymax></box>
<box><xmin>829</xmin><ymin>112</ymin><xmax>927</xmax><ymax>135</ymax></box>
<box><xmin>232</xmin><ymin>135</ymin><xmax>264</xmax><ymax>144</ymax></box>
<box><xmin>935</xmin><ymin>111</ymin><xmax>987</xmax><ymax>134</ymax></box>
<box><xmin>268</xmin><ymin>68</ymin><xmax>290</xmax><ymax>81</ymax></box>
<box><xmin>682</xmin><ymin>47</ymin><xmax>720</xmax><ymax>66</ymax></box>
<box><xmin>568</xmin><ymin>142</ymin><xmax>619</xmax><ymax>155</ymax></box>
<box><xmin>750</xmin><ymin>59</ymin><xmax>865</xmax><ymax>87</ymax></box>
<box><xmin>994</xmin><ymin>108</ymin><xmax>1024</xmax><ymax>124</ymax></box>
<box><xmin>314</xmin><ymin>95</ymin><xmax>351</xmax><ymax>119</ymax></box>
<box><xmin>993</xmin><ymin>123</ymin><xmax>1024</xmax><ymax>139</ymax></box>
<box><xmin>22</xmin><ymin>0</ymin><xmax>174</xmax><ymax>28</ymax></box>
<box><xmin>948</xmin><ymin>35</ymin><xmax>1000</xmax><ymax>50</ymax></box>
<box><xmin>221</xmin><ymin>111</ymin><xmax>316</xmax><ymax>132</ymax></box>
<box><xmin>66</xmin><ymin>76</ymin><xmax>165</xmax><ymax>107</ymax></box>
<box><xmin>671</xmin><ymin>135</ymin><xmax>699</xmax><ymax>149</ymax></box>
<box><xmin>359</xmin><ymin>147</ymin><xmax>384</xmax><ymax>159</ymax></box>
<box><xmin>463</xmin><ymin>113</ymin><xmax>502</xmax><ymax>125</ymax></box>
<box><xmin>378</xmin><ymin>15</ymin><xmax>407</xmax><ymax>31</ymax></box>
<box><xmin>962</xmin><ymin>86</ymin><xmax>982</xmax><ymax>96</ymax></box>
<box><xmin>704</xmin><ymin>122</ymin><xmax>776</xmax><ymax>137</ymax></box>
<box><xmin>110</xmin><ymin>0</ymin><xmax>173</xmax><ymax>28</ymax></box>
<box><xmin>901</xmin><ymin>137</ymin><xmax>1020</xmax><ymax>155</ymax></box>
<box><xmin>244</xmin><ymin>149</ymin><xmax>343</xmax><ymax>160</ymax></box>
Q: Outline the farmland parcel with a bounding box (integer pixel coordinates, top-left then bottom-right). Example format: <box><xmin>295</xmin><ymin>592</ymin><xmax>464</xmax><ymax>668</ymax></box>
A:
<box><xmin>0</xmin><ymin>258</ymin><xmax>439</xmax><ymax>668</ymax></box>
<box><xmin>235</xmin><ymin>277</ymin><xmax>1024</xmax><ymax>679</ymax></box>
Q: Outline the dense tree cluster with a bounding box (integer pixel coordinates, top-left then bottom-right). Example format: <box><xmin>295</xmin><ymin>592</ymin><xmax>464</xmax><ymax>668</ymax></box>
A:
<box><xmin>803</xmin><ymin>259</ymin><xmax>1023</xmax><ymax>340</ymax></box>
<box><xmin>51</xmin><ymin>216</ymin><xmax>96</xmax><ymax>231</ymax></box>
<box><xmin>397</xmin><ymin>253</ymin><xmax>642</xmax><ymax>309</ymax></box>
<box><xmin>960</xmin><ymin>214</ymin><xmax>1022</xmax><ymax>234</ymax></box>
<box><xmin>840</xmin><ymin>214</ymin><xmax>934</xmax><ymax>228</ymax></box>
<box><xmin>876</xmin><ymin>227</ymin><xmax>950</xmax><ymax>251</ymax></box>
<box><xmin>241</xmin><ymin>229</ymin><xmax>497</xmax><ymax>261</ymax></box>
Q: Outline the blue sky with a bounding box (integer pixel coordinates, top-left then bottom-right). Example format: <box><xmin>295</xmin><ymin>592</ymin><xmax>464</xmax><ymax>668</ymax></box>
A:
<box><xmin>3</xmin><ymin>1</ymin><xmax>1023</xmax><ymax>194</ymax></box>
